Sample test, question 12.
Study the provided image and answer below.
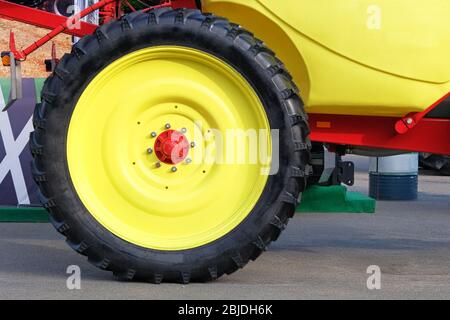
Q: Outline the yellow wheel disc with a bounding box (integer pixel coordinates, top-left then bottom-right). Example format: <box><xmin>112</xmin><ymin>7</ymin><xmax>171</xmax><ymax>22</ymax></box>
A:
<box><xmin>67</xmin><ymin>46</ymin><xmax>271</xmax><ymax>250</ymax></box>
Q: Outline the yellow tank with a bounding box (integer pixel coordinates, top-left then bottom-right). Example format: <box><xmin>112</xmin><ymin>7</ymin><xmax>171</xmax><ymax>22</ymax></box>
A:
<box><xmin>202</xmin><ymin>0</ymin><xmax>450</xmax><ymax>117</ymax></box>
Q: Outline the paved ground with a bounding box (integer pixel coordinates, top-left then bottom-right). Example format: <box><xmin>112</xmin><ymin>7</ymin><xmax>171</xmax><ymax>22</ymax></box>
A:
<box><xmin>0</xmin><ymin>157</ymin><xmax>449</xmax><ymax>299</ymax></box>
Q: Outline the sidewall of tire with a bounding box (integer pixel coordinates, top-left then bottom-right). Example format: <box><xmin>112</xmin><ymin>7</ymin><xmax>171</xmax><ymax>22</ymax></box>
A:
<box><xmin>34</xmin><ymin>10</ymin><xmax>310</xmax><ymax>281</ymax></box>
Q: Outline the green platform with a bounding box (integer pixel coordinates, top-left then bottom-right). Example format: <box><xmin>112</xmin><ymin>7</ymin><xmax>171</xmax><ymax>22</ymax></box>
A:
<box><xmin>297</xmin><ymin>185</ymin><xmax>376</xmax><ymax>214</ymax></box>
<box><xmin>1</xmin><ymin>186</ymin><xmax>375</xmax><ymax>222</ymax></box>
<box><xmin>0</xmin><ymin>206</ymin><xmax>50</xmax><ymax>222</ymax></box>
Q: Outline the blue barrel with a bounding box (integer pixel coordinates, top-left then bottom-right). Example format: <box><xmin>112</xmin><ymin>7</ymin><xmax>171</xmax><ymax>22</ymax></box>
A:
<box><xmin>369</xmin><ymin>154</ymin><xmax>418</xmax><ymax>200</ymax></box>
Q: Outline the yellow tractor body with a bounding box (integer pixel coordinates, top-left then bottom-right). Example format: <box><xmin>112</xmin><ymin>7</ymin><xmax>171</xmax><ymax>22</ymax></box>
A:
<box><xmin>203</xmin><ymin>0</ymin><xmax>450</xmax><ymax>117</ymax></box>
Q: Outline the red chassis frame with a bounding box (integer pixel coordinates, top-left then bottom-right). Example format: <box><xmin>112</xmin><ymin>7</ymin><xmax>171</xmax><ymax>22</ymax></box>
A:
<box><xmin>0</xmin><ymin>0</ymin><xmax>449</xmax><ymax>156</ymax></box>
<box><xmin>309</xmin><ymin>92</ymin><xmax>450</xmax><ymax>156</ymax></box>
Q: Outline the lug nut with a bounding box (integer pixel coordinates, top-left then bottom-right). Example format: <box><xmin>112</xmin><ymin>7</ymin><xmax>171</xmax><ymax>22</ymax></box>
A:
<box><xmin>406</xmin><ymin>118</ymin><xmax>413</xmax><ymax>125</ymax></box>
<box><xmin>185</xmin><ymin>158</ymin><xmax>192</xmax><ymax>164</ymax></box>
<box><xmin>165</xmin><ymin>123</ymin><xmax>171</xmax><ymax>129</ymax></box>
<box><xmin>155</xmin><ymin>162</ymin><xmax>161</xmax><ymax>168</ymax></box>
<box><xmin>147</xmin><ymin>148</ymin><xmax>153</xmax><ymax>154</ymax></box>
<box><xmin>181</xmin><ymin>128</ymin><xmax>187</xmax><ymax>134</ymax></box>
<box><xmin>190</xmin><ymin>142</ymin><xmax>196</xmax><ymax>148</ymax></box>
<box><xmin>151</xmin><ymin>132</ymin><xmax>157</xmax><ymax>138</ymax></box>
<box><xmin>171</xmin><ymin>166</ymin><xmax>178</xmax><ymax>172</ymax></box>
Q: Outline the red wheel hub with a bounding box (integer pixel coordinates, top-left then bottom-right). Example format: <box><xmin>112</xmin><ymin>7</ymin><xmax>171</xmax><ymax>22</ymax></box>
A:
<box><xmin>154</xmin><ymin>130</ymin><xmax>190</xmax><ymax>165</ymax></box>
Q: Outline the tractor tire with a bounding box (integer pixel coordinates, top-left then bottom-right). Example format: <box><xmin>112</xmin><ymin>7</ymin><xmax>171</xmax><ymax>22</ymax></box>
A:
<box><xmin>43</xmin><ymin>0</ymin><xmax>73</xmax><ymax>17</ymax></box>
<box><xmin>31</xmin><ymin>9</ymin><xmax>311</xmax><ymax>283</ymax></box>
<box><xmin>419</xmin><ymin>153</ymin><xmax>450</xmax><ymax>176</ymax></box>
<box><xmin>9</xmin><ymin>0</ymin><xmax>46</xmax><ymax>8</ymax></box>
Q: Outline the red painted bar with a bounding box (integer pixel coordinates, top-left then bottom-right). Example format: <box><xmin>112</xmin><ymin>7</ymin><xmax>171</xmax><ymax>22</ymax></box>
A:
<box><xmin>309</xmin><ymin>114</ymin><xmax>450</xmax><ymax>155</ymax></box>
<box><xmin>0</xmin><ymin>0</ymin><xmax>97</xmax><ymax>38</ymax></box>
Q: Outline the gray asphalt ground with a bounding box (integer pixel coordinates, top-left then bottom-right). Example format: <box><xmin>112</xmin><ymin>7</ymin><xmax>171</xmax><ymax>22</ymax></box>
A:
<box><xmin>0</xmin><ymin>156</ymin><xmax>449</xmax><ymax>299</ymax></box>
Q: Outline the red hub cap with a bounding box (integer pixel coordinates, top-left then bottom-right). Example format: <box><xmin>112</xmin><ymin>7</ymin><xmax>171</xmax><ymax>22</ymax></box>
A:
<box><xmin>154</xmin><ymin>130</ymin><xmax>190</xmax><ymax>165</ymax></box>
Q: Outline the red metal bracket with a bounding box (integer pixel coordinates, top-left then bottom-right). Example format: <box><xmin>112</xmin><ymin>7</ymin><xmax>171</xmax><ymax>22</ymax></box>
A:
<box><xmin>8</xmin><ymin>30</ymin><xmax>23</xmax><ymax>60</ymax></box>
<box><xmin>395</xmin><ymin>92</ymin><xmax>450</xmax><ymax>134</ymax></box>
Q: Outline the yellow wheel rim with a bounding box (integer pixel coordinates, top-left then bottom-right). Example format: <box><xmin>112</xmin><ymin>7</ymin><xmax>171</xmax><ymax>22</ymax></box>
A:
<box><xmin>67</xmin><ymin>46</ymin><xmax>271</xmax><ymax>250</ymax></box>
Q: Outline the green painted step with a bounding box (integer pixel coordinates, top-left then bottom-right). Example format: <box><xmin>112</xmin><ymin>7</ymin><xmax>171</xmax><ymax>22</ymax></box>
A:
<box><xmin>297</xmin><ymin>185</ymin><xmax>376</xmax><ymax>214</ymax></box>
<box><xmin>0</xmin><ymin>206</ymin><xmax>49</xmax><ymax>223</ymax></box>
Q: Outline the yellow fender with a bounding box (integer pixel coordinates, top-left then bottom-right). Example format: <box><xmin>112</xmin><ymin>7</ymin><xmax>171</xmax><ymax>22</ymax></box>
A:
<box><xmin>202</xmin><ymin>0</ymin><xmax>450</xmax><ymax>117</ymax></box>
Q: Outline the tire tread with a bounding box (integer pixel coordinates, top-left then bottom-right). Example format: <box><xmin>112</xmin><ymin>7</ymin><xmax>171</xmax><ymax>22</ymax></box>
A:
<box><xmin>31</xmin><ymin>8</ymin><xmax>311</xmax><ymax>284</ymax></box>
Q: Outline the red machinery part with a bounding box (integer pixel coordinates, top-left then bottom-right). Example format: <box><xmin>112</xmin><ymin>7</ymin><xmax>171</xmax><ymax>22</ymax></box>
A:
<box><xmin>154</xmin><ymin>130</ymin><xmax>190</xmax><ymax>164</ymax></box>
<box><xmin>309</xmin><ymin>112</ymin><xmax>450</xmax><ymax>156</ymax></box>
<box><xmin>0</xmin><ymin>0</ymin><xmax>199</xmax><ymax>59</ymax></box>
<box><xmin>394</xmin><ymin>92</ymin><xmax>450</xmax><ymax>134</ymax></box>
<box><xmin>309</xmin><ymin>93</ymin><xmax>450</xmax><ymax>156</ymax></box>
<box><xmin>0</xmin><ymin>0</ymin><xmax>97</xmax><ymax>38</ymax></box>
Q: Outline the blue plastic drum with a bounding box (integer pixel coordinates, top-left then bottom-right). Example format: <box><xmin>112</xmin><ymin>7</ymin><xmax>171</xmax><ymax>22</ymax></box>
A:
<box><xmin>369</xmin><ymin>154</ymin><xmax>419</xmax><ymax>201</ymax></box>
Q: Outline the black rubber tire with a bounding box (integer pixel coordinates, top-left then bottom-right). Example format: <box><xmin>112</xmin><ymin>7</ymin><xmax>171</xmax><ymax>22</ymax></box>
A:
<box><xmin>307</xmin><ymin>142</ymin><xmax>325</xmax><ymax>187</ymax></box>
<box><xmin>31</xmin><ymin>8</ymin><xmax>311</xmax><ymax>283</ymax></box>
<box><xmin>11</xmin><ymin>0</ymin><xmax>46</xmax><ymax>8</ymax></box>
<box><xmin>419</xmin><ymin>153</ymin><xmax>450</xmax><ymax>176</ymax></box>
<box><xmin>43</xmin><ymin>0</ymin><xmax>73</xmax><ymax>16</ymax></box>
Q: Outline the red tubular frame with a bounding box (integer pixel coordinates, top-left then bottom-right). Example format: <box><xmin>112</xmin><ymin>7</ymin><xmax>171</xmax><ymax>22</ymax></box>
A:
<box><xmin>0</xmin><ymin>0</ymin><xmax>198</xmax><ymax>59</ymax></box>
<box><xmin>0</xmin><ymin>0</ymin><xmax>449</xmax><ymax>155</ymax></box>
<box><xmin>0</xmin><ymin>0</ymin><xmax>98</xmax><ymax>38</ymax></box>
<box><xmin>21</xmin><ymin>0</ymin><xmax>118</xmax><ymax>59</ymax></box>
